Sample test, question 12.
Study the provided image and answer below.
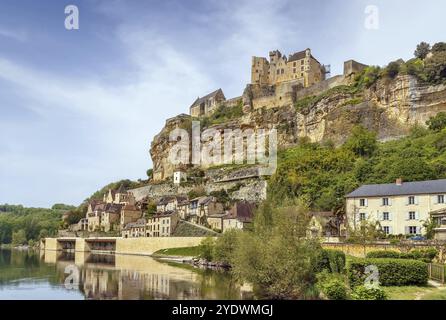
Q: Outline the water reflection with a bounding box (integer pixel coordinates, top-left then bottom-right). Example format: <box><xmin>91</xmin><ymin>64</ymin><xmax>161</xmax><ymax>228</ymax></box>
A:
<box><xmin>0</xmin><ymin>249</ymin><xmax>253</xmax><ymax>300</ymax></box>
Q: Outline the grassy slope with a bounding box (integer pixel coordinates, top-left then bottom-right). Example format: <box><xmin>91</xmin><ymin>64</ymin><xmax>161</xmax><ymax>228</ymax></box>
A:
<box><xmin>152</xmin><ymin>246</ymin><xmax>201</xmax><ymax>257</ymax></box>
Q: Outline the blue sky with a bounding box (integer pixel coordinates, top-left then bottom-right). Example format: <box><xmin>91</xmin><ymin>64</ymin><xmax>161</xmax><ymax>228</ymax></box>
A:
<box><xmin>0</xmin><ymin>0</ymin><xmax>445</xmax><ymax>208</ymax></box>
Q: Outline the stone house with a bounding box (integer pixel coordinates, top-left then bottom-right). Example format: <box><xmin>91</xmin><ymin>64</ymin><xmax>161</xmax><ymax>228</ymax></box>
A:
<box><xmin>146</xmin><ymin>211</ymin><xmax>179</xmax><ymax>237</ymax></box>
<box><xmin>122</xmin><ymin>218</ymin><xmax>147</xmax><ymax>238</ymax></box>
<box><xmin>120</xmin><ymin>204</ymin><xmax>143</xmax><ymax>231</ymax></box>
<box><xmin>222</xmin><ymin>201</ymin><xmax>255</xmax><ymax>232</ymax></box>
<box><xmin>189</xmin><ymin>88</ymin><xmax>226</xmax><ymax>117</ymax></box>
<box><xmin>103</xmin><ymin>185</ymin><xmax>136</xmax><ymax>206</ymax></box>
<box><xmin>87</xmin><ymin>201</ymin><xmax>106</xmax><ymax>232</ymax></box>
<box><xmin>307</xmin><ymin>211</ymin><xmax>343</xmax><ymax>239</ymax></box>
<box><xmin>346</xmin><ymin>178</ymin><xmax>446</xmax><ymax>236</ymax></box>
<box><xmin>69</xmin><ymin>218</ymin><xmax>88</xmax><ymax>232</ymax></box>
<box><xmin>100</xmin><ymin>203</ymin><xmax>122</xmax><ymax>232</ymax></box>
<box><xmin>177</xmin><ymin>199</ymin><xmax>190</xmax><ymax>220</ymax></box>
<box><xmin>188</xmin><ymin>196</ymin><xmax>224</xmax><ymax>225</ymax></box>
<box><xmin>251</xmin><ymin>48</ymin><xmax>325</xmax><ymax>88</ymax></box>
<box><xmin>156</xmin><ymin>195</ymin><xmax>188</xmax><ymax>213</ymax></box>
<box><xmin>206</xmin><ymin>213</ymin><xmax>227</xmax><ymax>232</ymax></box>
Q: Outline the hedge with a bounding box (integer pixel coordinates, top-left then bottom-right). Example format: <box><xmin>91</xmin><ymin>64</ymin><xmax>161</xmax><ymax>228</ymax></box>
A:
<box><xmin>366</xmin><ymin>248</ymin><xmax>438</xmax><ymax>263</ymax></box>
<box><xmin>351</xmin><ymin>285</ymin><xmax>387</xmax><ymax>300</ymax></box>
<box><xmin>348</xmin><ymin>258</ymin><xmax>428</xmax><ymax>287</ymax></box>
<box><xmin>316</xmin><ymin>249</ymin><xmax>346</xmax><ymax>273</ymax></box>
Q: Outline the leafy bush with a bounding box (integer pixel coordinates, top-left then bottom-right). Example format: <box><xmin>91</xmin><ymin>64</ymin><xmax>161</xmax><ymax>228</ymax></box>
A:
<box><xmin>348</xmin><ymin>258</ymin><xmax>428</xmax><ymax>287</ymax></box>
<box><xmin>213</xmin><ymin>229</ymin><xmax>241</xmax><ymax>265</ymax></box>
<box><xmin>427</xmin><ymin>113</ymin><xmax>446</xmax><ymax>132</ymax></box>
<box><xmin>351</xmin><ymin>285</ymin><xmax>387</xmax><ymax>300</ymax></box>
<box><xmin>316</xmin><ymin>249</ymin><xmax>346</xmax><ymax>273</ymax></box>
<box><xmin>366</xmin><ymin>249</ymin><xmax>438</xmax><ymax>263</ymax></box>
<box><xmin>199</xmin><ymin>237</ymin><xmax>216</xmax><ymax>261</ymax></box>
<box><xmin>316</xmin><ymin>271</ymin><xmax>348</xmax><ymax>300</ymax></box>
<box><xmin>366</xmin><ymin>250</ymin><xmax>401</xmax><ymax>259</ymax></box>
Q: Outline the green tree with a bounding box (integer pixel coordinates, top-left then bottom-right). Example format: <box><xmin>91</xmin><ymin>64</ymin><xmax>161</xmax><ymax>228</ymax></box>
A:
<box><xmin>425</xmin><ymin>51</ymin><xmax>446</xmax><ymax>84</ymax></box>
<box><xmin>232</xmin><ymin>201</ymin><xmax>322</xmax><ymax>299</ymax></box>
<box><xmin>344</xmin><ymin>125</ymin><xmax>377</xmax><ymax>157</ymax></box>
<box><xmin>414</xmin><ymin>42</ymin><xmax>431</xmax><ymax>59</ymax></box>
<box><xmin>432</xmin><ymin>42</ymin><xmax>446</xmax><ymax>53</ymax></box>
<box><xmin>427</xmin><ymin>112</ymin><xmax>446</xmax><ymax>132</ymax></box>
<box><xmin>11</xmin><ymin>229</ymin><xmax>27</xmax><ymax>246</ymax></box>
<box><xmin>146</xmin><ymin>168</ymin><xmax>153</xmax><ymax>179</ymax></box>
<box><xmin>385</xmin><ymin>61</ymin><xmax>401</xmax><ymax>78</ymax></box>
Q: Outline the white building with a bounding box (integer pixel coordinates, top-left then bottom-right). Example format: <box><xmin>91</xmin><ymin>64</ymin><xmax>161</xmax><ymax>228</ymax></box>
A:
<box><xmin>345</xmin><ymin>179</ymin><xmax>446</xmax><ymax>236</ymax></box>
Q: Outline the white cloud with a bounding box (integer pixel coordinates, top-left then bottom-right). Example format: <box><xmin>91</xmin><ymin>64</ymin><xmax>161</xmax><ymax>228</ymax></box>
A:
<box><xmin>0</xmin><ymin>27</ymin><xmax>27</xmax><ymax>42</ymax></box>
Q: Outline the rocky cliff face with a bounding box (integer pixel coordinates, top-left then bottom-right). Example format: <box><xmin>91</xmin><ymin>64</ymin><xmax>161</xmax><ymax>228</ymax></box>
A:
<box><xmin>150</xmin><ymin>75</ymin><xmax>446</xmax><ymax>182</ymax></box>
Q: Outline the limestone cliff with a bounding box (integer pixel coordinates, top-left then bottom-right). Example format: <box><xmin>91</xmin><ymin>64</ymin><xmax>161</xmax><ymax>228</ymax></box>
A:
<box><xmin>150</xmin><ymin>75</ymin><xmax>446</xmax><ymax>183</ymax></box>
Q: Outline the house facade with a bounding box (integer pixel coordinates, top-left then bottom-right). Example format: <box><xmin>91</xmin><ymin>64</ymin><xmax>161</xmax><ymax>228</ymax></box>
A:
<box><xmin>346</xmin><ymin>179</ymin><xmax>446</xmax><ymax>236</ymax></box>
<box><xmin>222</xmin><ymin>201</ymin><xmax>255</xmax><ymax>232</ymax></box>
<box><xmin>188</xmin><ymin>196</ymin><xmax>224</xmax><ymax>225</ymax></box>
<box><xmin>146</xmin><ymin>211</ymin><xmax>179</xmax><ymax>237</ymax></box>
<box><xmin>122</xmin><ymin>218</ymin><xmax>147</xmax><ymax>238</ymax></box>
<box><xmin>189</xmin><ymin>89</ymin><xmax>226</xmax><ymax>117</ymax></box>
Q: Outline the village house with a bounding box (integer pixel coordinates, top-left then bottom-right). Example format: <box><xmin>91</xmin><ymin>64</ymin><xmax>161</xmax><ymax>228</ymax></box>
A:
<box><xmin>87</xmin><ymin>201</ymin><xmax>106</xmax><ymax>232</ymax></box>
<box><xmin>103</xmin><ymin>185</ymin><xmax>135</xmax><ymax>206</ymax></box>
<box><xmin>307</xmin><ymin>211</ymin><xmax>344</xmax><ymax>240</ymax></box>
<box><xmin>188</xmin><ymin>196</ymin><xmax>224</xmax><ymax>225</ymax></box>
<box><xmin>156</xmin><ymin>195</ymin><xmax>188</xmax><ymax>213</ymax></box>
<box><xmin>189</xmin><ymin>88</ymin><xmax>226</xmax><ymax>117</ymax></box>
<box><xmin>251</xmin><ymin>48</ymin><xmax>325</xmax><ymax>88</ymax></box>
<box><xmin>122</xmin><ymin>218</ymin><xmax>147</xmax><ymax>238</ymax></box>
<box><xmin>222</xmin><ymin>201</ymin><xmax>255</xmax><ymax>232</ymax></box>
<box><xmin>206</xmin><ymin>213</ymin><xmax>227</xmax><ymax>232</ymax></box>
<box><xmin>146</xmin><ymin>211</ymin><xmax>180</xmax><ymax>237</ymax></box>
<box><xmin>100</xmin><ymin>203</ymin><xmax>122</xmax><ymax>232</ymax></box>
<box><xmin>346</xmin><ymin>178</ymin><xmax>446</xmax><ymax>236</ymax></box>
<box><xmin>69</xmin><ymin>218</ymin><xmax>88</xmax><ymax>232</ymax></box>
<box><xmin>173</xmin><ymin>171</ymin><xmax>187</xmax><ymax>185</ymax></box>
<box><xmin>120</xmin><ymin>204</ymin><xmax>143</xmax><ymax>230</ymax></box>
<box><xmin>177</xmin><ymin>199</ymin><xmax>190</xmax><ymax>220</ymax></box>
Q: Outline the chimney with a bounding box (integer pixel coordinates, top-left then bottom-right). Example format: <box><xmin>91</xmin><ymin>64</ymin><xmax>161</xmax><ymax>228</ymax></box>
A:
<box><xmin>396</xmin><ymin>178</ymin><xmax>403</xmax><ymax>186</ymax></box>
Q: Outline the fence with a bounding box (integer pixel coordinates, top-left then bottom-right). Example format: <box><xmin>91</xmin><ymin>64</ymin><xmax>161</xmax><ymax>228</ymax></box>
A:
<box><xmin>428</xmin><ymin>263</ymin><xmax>445</xmax><ymax>284</ymax></box>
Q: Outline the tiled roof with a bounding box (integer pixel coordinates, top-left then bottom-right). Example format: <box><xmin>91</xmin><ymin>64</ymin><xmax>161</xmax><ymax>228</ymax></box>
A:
<box><xmin>346</xmin><ymin>179</ymin><xmax>446</xmax><ymax>198</ymax></box>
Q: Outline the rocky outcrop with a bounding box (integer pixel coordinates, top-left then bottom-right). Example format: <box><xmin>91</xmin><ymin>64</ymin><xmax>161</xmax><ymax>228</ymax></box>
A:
<box><xmin>150</xmin><ymin>75</ymin><xmax>446</xmax><ymax>182</ymax></box>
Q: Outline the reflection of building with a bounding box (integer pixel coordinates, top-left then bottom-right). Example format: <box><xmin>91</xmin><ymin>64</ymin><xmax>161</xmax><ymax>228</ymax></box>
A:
<box><xmin>346</xmin><ymin>178</ymin><xmax>446</xmax><ymax>236</ymax></box>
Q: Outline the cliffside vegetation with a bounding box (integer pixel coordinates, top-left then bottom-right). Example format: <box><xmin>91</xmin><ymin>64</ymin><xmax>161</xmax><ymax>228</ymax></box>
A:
<box><xmin>267</xmin><ymin>114</ymin><xmax>446</xmax><ymax>213</ymax></box>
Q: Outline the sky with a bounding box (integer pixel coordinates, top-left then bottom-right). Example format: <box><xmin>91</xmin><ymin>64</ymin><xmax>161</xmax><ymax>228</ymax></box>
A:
<box><xmin>0</xmin><ymin>0</ymin><xmax>445</xmax><ymax>208</ymax></box>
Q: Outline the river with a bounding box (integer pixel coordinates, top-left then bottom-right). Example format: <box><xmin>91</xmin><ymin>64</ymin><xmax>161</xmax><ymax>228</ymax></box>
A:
<box><xmin>0</xmin><ymin>249</ymin><xmax>254</xmax><ymax>300</ymax></box>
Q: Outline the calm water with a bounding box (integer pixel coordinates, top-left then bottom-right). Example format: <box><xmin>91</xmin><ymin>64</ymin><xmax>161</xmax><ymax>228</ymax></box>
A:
<box><xmin>0</xmin><ymin>249</ymin><xmax>253</xmax><ymax>300</ymax></box>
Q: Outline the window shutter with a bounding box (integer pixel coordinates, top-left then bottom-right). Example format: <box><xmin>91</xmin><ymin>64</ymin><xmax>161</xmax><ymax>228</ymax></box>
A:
<box><xmin>389</xmin><ymin>226</ymin><xmax>393</xmax><ymax>234</ymax></box>
<box><xmin>416</xmin><ymin>226</ymin><xmax>421</xmax><ymax>235</ymax></box>
<box><xmin>379</xmin><ymin>212</ymin><xmax>383</xmax><ymax>221</ymax></box>
<box><xmin>389</xmin><ymin>212</ymin><xmax>393</xmax><ymax>221</ymax></box>
<box><xmin>406</xmin><ymin>212</ymin><xmax>410</xmax><ymax>221</ymax></box>
<box><xmin>405</xmin><ymin>226</ymin><xmax>409</xmax><ymax>234</ymax></box>
<box><xmin>365</xmin><ymin>199</ymin><xmax>368</xmax><ymax>207</ymax></box>
<box><xmin>406</xmin><ymin>197</ymin><xmax>409</xmax><ymax>205</ymax></box>
<box><xmin>389</xmin><ymin>198</ymin><xmax>392</xmax><ymax>206</ymax></box>
<box><xmin>415</xmin><ymin>196</ymin><xmax>419</xmax><ymax>205</ymax></box>
<box><xmin>415</xmin><ymin>212</ymin><xmax>420</xmax><ymax>220</ymax></box>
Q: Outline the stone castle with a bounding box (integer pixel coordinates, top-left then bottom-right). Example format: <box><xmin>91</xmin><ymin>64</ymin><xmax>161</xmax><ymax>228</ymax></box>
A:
<box><xmin>251</xmin><ymin>48</ymin><xmax>325</xmax><ymax>87</ymax></box>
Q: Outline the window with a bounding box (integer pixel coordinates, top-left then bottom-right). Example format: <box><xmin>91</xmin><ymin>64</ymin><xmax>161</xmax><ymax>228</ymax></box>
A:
<box><xmin>359</xmin><ymin>213</ymin><xmax>366</xmax><ymax>221</ymax></box>
<box><xmin>408</xmin><ymin>226</ymin><xmax>417</xmax><ymax>235</ymax></box>
<box><xmin>408</xmin><ymin>196</ymin><xmax>415</xmax><ymax>205</ymax></box>
<box><xmin>276</xmin><ymin>70</ymin><xmax>280</xmax><ymax>75</ymax></box>
<box><xmin>409</xmin><ymin>211</ymin><xmax>416</xmax><ymax>220</ymax></box>
<box><xmin>438</xmin><ymin>195</ymin><xmax>445</xmax><ymax>204</ymax></box>
<box><xmin>301</xmin><ymin>66</ymin><xmax>304</xmax><ymax>71</ymax></box>
<box><xmin>301</xmin><ymin>60</ymin><xmax>304</xmax><ymax>65</ymax></box>
<box><xmin>359</xmin><ymin>199</ymin><xmax>366</xmax><ymax>207</ymax></box>
<box><xmin>383</xmin><ymin>226</ymin><xmax>390</xmax><ymax>235</ymax></box>
<box><xmin>293</xmin><ymin>68</ymin><xmax>296</xmax><ymax>73</ymax></box>
<box><xmin>382</xmin><ymin>198</ymin><xmax>389</xmax><ymax>206</ymax></box>
<box><xmin>281</xmin><ymin>69</ymin><xmax>284</xmax><ymax>74</ymax></box>
<box><xmin>293</xmin><ymin>62</ymin><xmax>296</xmax><ymax>67</ymax></box>
<box><xmin>383</xmin><ymin>212</ymin><xmax>389</xmax><ymax>221</ymax></box>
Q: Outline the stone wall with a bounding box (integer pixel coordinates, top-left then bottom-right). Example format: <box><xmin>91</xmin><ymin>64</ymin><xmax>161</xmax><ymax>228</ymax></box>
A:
<box><xmin>115</xmin><ymin>237</ymin><xmax>210</xmax><ymax>255</ymax></box>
